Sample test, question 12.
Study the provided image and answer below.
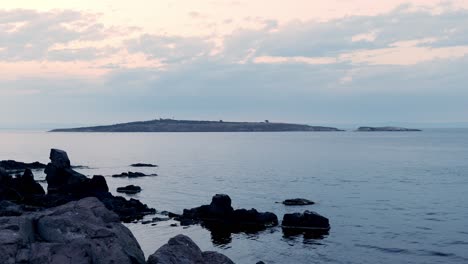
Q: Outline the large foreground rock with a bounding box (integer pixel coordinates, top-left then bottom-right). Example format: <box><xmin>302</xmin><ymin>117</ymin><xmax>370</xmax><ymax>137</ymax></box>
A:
<box><xmin>147</xmin><ymin>234</ymin><xmax>234</xmax><ymax>264</ymax></box>
<box><xmin>0</xmin><ymin>197</ymin><xmax>146</xmax><ymax>264</ymax></box>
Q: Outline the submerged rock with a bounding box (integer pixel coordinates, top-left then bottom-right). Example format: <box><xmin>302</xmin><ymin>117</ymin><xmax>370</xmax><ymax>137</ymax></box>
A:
<box><xmin>282</xmin><ymin>210</ymin><xmax>330</xmax><ymax>230</ymax></box>
<box><xmin>147</xmin><ymin>234</ymin><xmax>234</xmax><ymax>264</ymax></box>
<box><xmin>0</xmin><ymin>197</ymin><xmax>146</xmax><ymax>264</ymax></box>
<box><xmin>282</xmin><ymin>198</ymin><xmax>315</xmax><ymax>206</ymax></box>
<box><xmin>131</xmin><ymin>163</ymin><xmax>158</xmax><ymax>167</ymax></box>
<box><xmin>112</xmin><ymin>171</ymin><xmax>158</xmax><ymax>178</ymax></box>
<box><xmin>117</xmin><ymin>185</ymin><xmax>142</xmax><ymax>194</ymax></box>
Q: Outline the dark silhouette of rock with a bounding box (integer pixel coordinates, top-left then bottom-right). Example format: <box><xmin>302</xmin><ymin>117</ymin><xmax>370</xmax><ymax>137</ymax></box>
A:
<box><xmin>147</xmin><ymin>234</ymin><xmax>234</xmax><ymax>264</ymax></box>
<box><xmin>282</xmin><ymin>198</ymin><xmax>315</xmax><ymax>206</ymax></box>
<box><xmin>112</xmin><ymin>171</ymin><xmax>158</xmax><ymax>178</ymax></box>
<box><xmin>45</xmin><ymin>148</ymin><xmax>89</xmax><ymax>194</ymax></box>
<box><xmin>131</xmin><ymin>163</ymin><xmax>158</xmax><ymax>167</ymax></box>
<box><xmin>0</xmin><ymin>168</ymin><xmax>45</xmax><ymax>201</ymax></box>
<box><xmin>0</xmin><ymin>197</ymin><xmax>146</xmax><ymax>264</ymax></box>
<box><xmin>179</xmin><ymin>194</ymin><xmax>278</xmax><ymax>235</ymax></box>
<box><xmin>117</xmin><ymin>185</ymin><xmax>142</xmax><ymax>194</ymax></box>
<box><xmin>282</xmin><ymin>210</ymin><xmax>330</xmax><ymax>230</ymax></box>
<box><xmin>0</xmin><ymin>160</ymin><xmax>46</xmax><ymax>171</ymax></box>
<box><xmin>89</xmin><ymin>175</ymin><xmax>109</xmax><ymax>193</ymax></box>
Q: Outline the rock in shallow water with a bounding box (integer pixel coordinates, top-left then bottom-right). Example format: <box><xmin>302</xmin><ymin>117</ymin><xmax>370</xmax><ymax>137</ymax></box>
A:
<box><xmin>117</xmin><ymin>185</ymin><xmax>142</xmax><ymax>194</ymax></box>
<box><xmin>0</xmin><ymin>197</ymin><xmax>146</xmax><ymax>264</ymax></box>
<box><xmin>131</xmin><ymin>163</ymin><xmax>158</xmax><ymax>167</ymax></box>
<box><xmin>179</xmin><ymin>194</ymin><xmax>278</xmax><ymax>231</ymax></box>
<box><xmin>282</xmin><ymin>210</ymin><xmax>330</xmax><ymax>230</ymax></box>
<box><xmin>147</xmin><ymin>234</ymin><xmax>234</xmax><ymax>264</ymax></box>
<box><xmin>282</xmin><ymin>198</ymin><xmax>315</xmax><ymax>206</ymax></box>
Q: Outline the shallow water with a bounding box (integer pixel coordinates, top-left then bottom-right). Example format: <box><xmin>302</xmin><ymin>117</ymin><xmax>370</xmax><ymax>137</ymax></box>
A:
<box><xmin>1</xmin><ymin>130</ymin><xmax>467</xmax><ymax>263</ymax></box>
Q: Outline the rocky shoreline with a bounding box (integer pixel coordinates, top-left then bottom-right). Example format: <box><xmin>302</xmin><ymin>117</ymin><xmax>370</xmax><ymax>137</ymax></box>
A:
<box><xmin>1</xmin><ymin>149</ymin><xmax>331</xmax><ymax>263</ymax></box>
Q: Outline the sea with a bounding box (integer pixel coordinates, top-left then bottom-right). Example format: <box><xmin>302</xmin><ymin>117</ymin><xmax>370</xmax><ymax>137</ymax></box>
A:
<box><xmin>1</xmin><ymin>129</ymin><xmax>467</xmax><ymax>264</ymax></box>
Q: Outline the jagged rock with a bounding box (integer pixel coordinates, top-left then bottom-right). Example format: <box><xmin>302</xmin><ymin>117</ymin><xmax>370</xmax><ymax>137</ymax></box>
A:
<box><xmin>0</xmin><ymin>197</ymin><xmax>146</xmax><ymax>264</ymax></box>
<box><xmin>147</xmin><ymin>234</ymin><xmax>234</xmax><ymax>264</ymax></box>
<box><xmin>117</xmin><ymin>185</ymin><xmax>142</xmax><ymax>194</ymax></box>
<box><xmin>282</xmin><ymin>198</ymin><xmax>315</xmax><ymax>206</ymax></box>
<box><xmin>45</xmin><ymin>149</ymin><xmax>89</xmax><ymax>194</ymax></box>
<box><xmin>130</xmin><ymin>163</ymin><xmax>158</xmax><ymax>167</ymax></box>
<box><xmin>282</xmin><ymin>210</ymin><xmax>330</xmax><ymax>230</ymax></box>
<box><xmin>180</xmin><ymin>194</ymin><xmax>278</xmax><ymax>230</ymax></box>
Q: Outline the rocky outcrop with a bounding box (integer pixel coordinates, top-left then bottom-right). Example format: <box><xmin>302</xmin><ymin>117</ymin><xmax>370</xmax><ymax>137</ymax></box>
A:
<box><xmin>356</xmin><ymin>126</ymin><xmax>421</xmax><ymax>132</ymax></box>
<box><xmin>282</xmin><ymin>198</ymin><xmax>315</xmax><ymax>206</ymax></box>
<box><xmin>179</xmin><ymin>194</ymin><xmax>278</xmax><ymax>230</ymax></box>
<box><xmin>0</xmin><ymin>160</ymin><xmax>46</xmax><ymax>171</ymax></box>
<box><xmin>112</xmin><ymin>172</ymin><xmax>158</xmax><ymax>178</ymax></box>
<box><xmin>282</xmin><ymin>210</ymin><xmax>330</xmax><ymax>230</ymax></box>
<box><xmin>117</xmin><ymin>185</ymin><xmax>142</xmax><ymax>194</ymax></box>
<box><xmin>131</xmin><ymin>163</ymin><xmax>158</xmax><ymax>167</ymax></box>
<box><xmin>0</xmin><ymin>197</ymin><xmax>146</xmax><ymax>264</ymax></box>
<box><xmin>45</xmin><ymin>148</ymin><xmax>100</xmax><ymax>194</ymax></box>
<box><xmin>147</xmin><ymin>234</ymin><xmax>234</xmax><ymax>264</ymax></box>
<box><xmin>0</xmin><ymin>149</ymin><xmax>155</xmax><ymax>222</ymax></box>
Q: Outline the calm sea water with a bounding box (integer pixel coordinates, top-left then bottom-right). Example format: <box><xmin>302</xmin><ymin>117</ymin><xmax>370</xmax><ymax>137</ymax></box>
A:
<box><xmin>1</xmin><ymin>130</ymin><xmax>467</xmax><ymax>263</ymax></box>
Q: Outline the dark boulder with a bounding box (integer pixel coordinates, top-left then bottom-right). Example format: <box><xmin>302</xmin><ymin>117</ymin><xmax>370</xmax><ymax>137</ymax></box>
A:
<box><xmin>147</xmin><ymin>234</ymin><xmax>234</xmax><ymax>264</ymax></box>
<box><xmin>282</xmin><ymin>210</ymin><xmax>330</xmax><ymax>230</ymax></box>
<box><xmin>117</xmin><ymin>185</ymin><xmax>142</xmax><ymax>194</ymax></box>
<box><xmin>180</xmin><ymin>194</ymin><xmax>278</xmax><ymax>232</ymax></box>
<box><xmin>45</xmin><ymin>149</ymin><xmax>89</xmax><ymax>194</ymax></box>
<box><xmin>130</xmin><ymin>163</ymin><xmax>158</xmax><ymax>167</ymax></box>
<box><xmin>89</xmin><ymin>175</ymin><xmax>109</xmax><ymax>193</ymax></box>
<box><xmin>282</xmin><ymin>198</ymin><xmax>315</xmax><ymax>206</ymax></box>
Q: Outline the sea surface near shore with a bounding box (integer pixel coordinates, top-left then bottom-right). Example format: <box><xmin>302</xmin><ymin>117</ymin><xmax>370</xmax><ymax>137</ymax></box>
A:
<box><xmin>1</xmin><ymin>129</ymin><xmax>467</xmax><ymax>263</ymax></box>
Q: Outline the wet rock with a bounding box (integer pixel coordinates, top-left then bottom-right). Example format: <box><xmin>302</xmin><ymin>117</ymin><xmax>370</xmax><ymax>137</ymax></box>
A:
<box><xmin>147</xmin><ymin>234</ymin><xmax>234</xmax><ymax>264</ymax></box>
<box><xmin>117</xmin><ymin>185</ymin><xmax>142</xmax><ymax>194</ymax></box>
<box><xmin>0</xmin><ymin>197</ymin><xmax>146</xmax><ymax>264</ymax></box>
<box><xmin>112</xmin><ymin>171</ymin><xmax>158</xmax><ymax>178</ymax></box>
<box><xmin>0</xmin><ymin>160</ymin><xmax>46</xmax><ymax>171</ymax></box>
<box><xmin>282</xmin><ymin>210</ymin><xmax>330</xmax><ymax>230</ymax></box>
<box><xmin>180</xmin><ymin>194</ymin><xmax>278</xmax><ymax>230</ymax></box>
<box><xmin>282</xmin><ymin>198</ymin><xmax>315</xmax><ymax>206</ymax></box>
<box><xmin>131</xmin><ymin>163</ymin><xmax>158</xmax><ymax>167</ymax></box>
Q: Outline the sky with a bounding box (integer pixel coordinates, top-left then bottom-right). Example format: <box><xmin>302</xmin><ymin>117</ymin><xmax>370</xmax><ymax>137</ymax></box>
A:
<box><xmin>1</xmin><ymin>0</ymin><xmax>468</xmax><ymax>128</ymax></box>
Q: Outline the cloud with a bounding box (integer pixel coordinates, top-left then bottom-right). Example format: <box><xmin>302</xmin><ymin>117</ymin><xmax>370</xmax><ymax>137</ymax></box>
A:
<box><xmin>0</xmin><ymin>9</ymin><xmax>121</xmax><ymax>61</ymax></box>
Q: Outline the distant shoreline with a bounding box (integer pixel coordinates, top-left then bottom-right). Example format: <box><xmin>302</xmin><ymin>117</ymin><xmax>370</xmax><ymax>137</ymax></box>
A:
<box><xmin>50</xmin><ymin>119</ymin><xmax>345</xmax><ymax>133</ymax></box>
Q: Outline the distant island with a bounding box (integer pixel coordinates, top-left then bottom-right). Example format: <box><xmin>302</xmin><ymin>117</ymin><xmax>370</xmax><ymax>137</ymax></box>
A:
<box><xmin>356</xmin><ymin>126</ymin><xmax>422</xmax><ymax>132</ymax></box>
<box><xmin>50</xmin><ymin>119</ymin><xmax>344</xmax><ymax>132</ymax></box>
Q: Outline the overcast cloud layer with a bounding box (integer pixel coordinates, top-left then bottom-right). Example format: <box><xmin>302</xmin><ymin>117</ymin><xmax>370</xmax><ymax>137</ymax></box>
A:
<box><xmin>1</xmin><ymin>1</ymin><xmax>467</xmax><ymax>128</ymax></box>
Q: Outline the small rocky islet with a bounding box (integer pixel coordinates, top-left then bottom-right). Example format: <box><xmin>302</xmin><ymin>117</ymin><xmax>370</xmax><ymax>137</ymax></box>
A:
<box><xmin>1</xmin><ymin>149</ymin><xmax>330</xmax><ymax>263</ymax></box>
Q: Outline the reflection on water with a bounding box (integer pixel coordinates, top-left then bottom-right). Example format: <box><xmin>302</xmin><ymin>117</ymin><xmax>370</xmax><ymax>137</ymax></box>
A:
<box><xmin>1</xmin><ymin>130</ymin><xmax>468</xmax><ymax>263</ymax></box>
